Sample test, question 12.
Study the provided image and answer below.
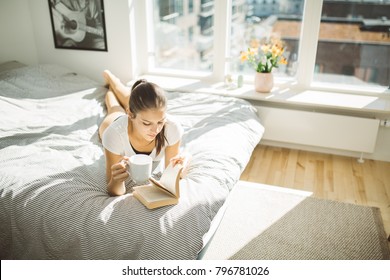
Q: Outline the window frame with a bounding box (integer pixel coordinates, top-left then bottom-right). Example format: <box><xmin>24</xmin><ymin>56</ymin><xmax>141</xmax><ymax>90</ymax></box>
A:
<box><xmin>132</xmin><ymin>0</ymin><xmax>390</xmax><ymax>96</ymax></box>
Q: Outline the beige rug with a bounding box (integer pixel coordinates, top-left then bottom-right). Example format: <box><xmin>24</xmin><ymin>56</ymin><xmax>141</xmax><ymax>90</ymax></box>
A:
<box><xmin>199</xmin><ymin>181</ymin><xmax>390</xmax><ymax>260</ymax></box>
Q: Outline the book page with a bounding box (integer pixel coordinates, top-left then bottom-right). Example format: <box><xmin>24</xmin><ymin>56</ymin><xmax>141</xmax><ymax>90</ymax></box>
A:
<box><xmin>158</xmin><ymin>163</ymin><xmax>182</xmax><ymax>196</ymax></box>
<box><xmin>133</xmin><ymin>184</ymin><xmax>178</xmax><ymax>209</ymax></box>
<box><xmin>135</xmin><ymin>185</ymin><xmax>175</xmax><ymax>202</ymax></box>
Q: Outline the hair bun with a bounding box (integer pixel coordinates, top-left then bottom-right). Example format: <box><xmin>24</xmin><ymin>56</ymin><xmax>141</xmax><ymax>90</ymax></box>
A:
<box><xmin>131</xmin><ymin>79</ymin><xmax>148</xmax><ymax>91</ymax></box>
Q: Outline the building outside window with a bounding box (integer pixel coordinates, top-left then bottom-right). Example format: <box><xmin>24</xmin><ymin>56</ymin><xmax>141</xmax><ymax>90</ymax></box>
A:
<box><xmin>315</xmin><ymin>0</ymin><xmax>390</xmax><ymax>88</ymax></box>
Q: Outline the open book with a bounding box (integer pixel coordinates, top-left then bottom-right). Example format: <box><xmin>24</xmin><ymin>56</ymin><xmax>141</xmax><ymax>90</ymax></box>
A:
<box><xmin>133</xmin><ymin>162</ymin><xmax>183</xmax><ymax>209</ymax></box>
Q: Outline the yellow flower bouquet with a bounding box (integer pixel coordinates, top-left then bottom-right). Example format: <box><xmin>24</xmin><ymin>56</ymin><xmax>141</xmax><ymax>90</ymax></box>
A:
<box><xmin>240</xmin><ymin>38</ymin><xmax>287</xmax><ymax>73</ymax></box>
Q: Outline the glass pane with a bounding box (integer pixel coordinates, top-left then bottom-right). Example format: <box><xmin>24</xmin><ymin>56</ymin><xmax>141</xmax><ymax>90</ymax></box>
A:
<box><xmin>314</xmin><ymin>1</ymin><xmax>390</xmax><ymax>88</ymax></box>
<box><xmin>152</xmin><ymin>0</ymin><xmax>214</xmax><ymax>72</ymax></box>
<box><xmin>230</xmin><ymin>0</ymin><xmax>304</xmax><ymax>78</ymax></box>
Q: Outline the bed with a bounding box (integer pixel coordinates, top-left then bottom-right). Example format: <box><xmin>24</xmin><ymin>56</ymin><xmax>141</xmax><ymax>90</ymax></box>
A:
<box><xmin>0</xmin><ymin>62</ymin><xmax>264</xmax><ymax>260</ymax></box>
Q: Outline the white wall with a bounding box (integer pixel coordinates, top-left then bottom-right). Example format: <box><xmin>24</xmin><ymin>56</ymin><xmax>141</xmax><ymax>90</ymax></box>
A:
<box><xmin>30</xmin><ymin>0</ymin><xmax>135</xmax><ymax>82</ymax></box>
<box><xmin>1</xmin><ymin>0</ymin><xmax>135</xmax><ymax>83</ymax></box>
<box><xmin>373</xmin><ymin>127</ymin><xmax>390</xmax><ymax>162</ymax></box>
<box><xmin>255</xmin><ymin>106</ymin><xmax>390</xmax><ymax>162</ymax></box>
<box><xmin>0</xmin><ymin>0</ymin><xmax>38</xmax><ymax>65</ymax></box>
<box><xmin>260</xmin><ymin>124</ymin><xmax>390</xmax><ymax>162</ymax></box>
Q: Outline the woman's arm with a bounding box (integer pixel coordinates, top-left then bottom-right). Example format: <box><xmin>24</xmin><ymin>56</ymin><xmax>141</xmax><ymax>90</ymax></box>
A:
<box><xmin>104</xmin><ymin>149</ymin><xmax>129</xmax><ymax>196</ymax></box>
<box><xmin>164</xmin><ymin>141</ymin><xmax>181</xmax><ymax>168</ymax></box>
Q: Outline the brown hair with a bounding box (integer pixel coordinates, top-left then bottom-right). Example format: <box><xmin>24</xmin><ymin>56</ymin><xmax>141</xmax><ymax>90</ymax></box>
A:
<box><xmin>129</xmin><ymin>79</ymin><xmax>167</xmax><ymax>155</ymax></box>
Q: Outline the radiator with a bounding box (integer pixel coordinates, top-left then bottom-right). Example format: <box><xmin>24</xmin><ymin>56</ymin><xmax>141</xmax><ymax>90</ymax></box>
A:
<box><xmin>256</xmin><ymin>107</ymin><xmax>380</xmax><ymax>153</ymax></box>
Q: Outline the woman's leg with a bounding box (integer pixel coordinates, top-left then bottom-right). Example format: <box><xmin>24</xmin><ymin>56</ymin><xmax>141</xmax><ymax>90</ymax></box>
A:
<box><xmin>98</xmin><ymin>87</ymin><xmax>126</xmax><ymax>139</ymax></box>
<box><xmin>103</xmin><ymin>70</ymin><xmax>131</xmax><ymax>110</ymax></box>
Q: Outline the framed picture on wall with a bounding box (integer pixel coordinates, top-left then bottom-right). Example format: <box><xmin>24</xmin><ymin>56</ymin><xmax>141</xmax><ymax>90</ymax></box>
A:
<box><xmin>48</xmin><ymin>0</ymin><xmax>108</xmax><ymax>51</ymax></box>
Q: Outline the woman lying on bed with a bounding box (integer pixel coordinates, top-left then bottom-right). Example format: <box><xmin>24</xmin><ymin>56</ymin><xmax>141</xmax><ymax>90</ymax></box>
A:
<box><xmin>99</xmin><ymin>71</ymin><xmax>189</xmax><ymax>196</ymax></box>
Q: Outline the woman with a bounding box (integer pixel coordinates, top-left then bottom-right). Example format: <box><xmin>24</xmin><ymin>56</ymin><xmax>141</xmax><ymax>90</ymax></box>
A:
<box><xmin>99</xmin><ymin>70</ymin><xmax>187</xmax><ymax>196</ymax></box>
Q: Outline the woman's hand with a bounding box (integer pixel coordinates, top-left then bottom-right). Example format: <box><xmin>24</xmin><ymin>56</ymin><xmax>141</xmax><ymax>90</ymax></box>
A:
<box><xmin>108</xmin><ymin>156</ymin><xmax>130</xmax><ymax>196</ymax></box>
<box><xmin>170</xmin><ymin>152</ymin><xmax>191</xmax><ymax>178</ymax></box>
<box><xmin>111</xmin><ymin>157</ymin><xmax>130</xmax><ymax>182</ymax></box>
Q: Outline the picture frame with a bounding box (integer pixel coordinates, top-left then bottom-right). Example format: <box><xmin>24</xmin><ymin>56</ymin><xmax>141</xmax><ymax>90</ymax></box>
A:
<box><xmin>48</xmin><ymin>0</ymin><xmax>108</xmax><ymax>51</ymax></box>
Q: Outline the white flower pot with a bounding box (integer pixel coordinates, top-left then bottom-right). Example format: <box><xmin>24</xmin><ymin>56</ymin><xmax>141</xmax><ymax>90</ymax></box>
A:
<box><xmin>254</xmin><ymin>72</ymin><xmax>273</xmax><ymax>93</ymax></box>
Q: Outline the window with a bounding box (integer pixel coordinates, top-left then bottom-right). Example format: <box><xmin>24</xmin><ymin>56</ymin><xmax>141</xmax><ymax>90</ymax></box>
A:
<box><xmin>151</xmin><ymin>0</ymin><xmax>214</xmax><ymax>73</ymax></box>
<box><xmin>141</xmin><ymin>0</ymin><xmax>390</xmax><ymax>93</ymax></box>
<box><xmin>314</xmin><ymin>1</ymin><xmax>390</xmax><ymax>88</ymax></box>
<box><xmin>229</xmin><ymin>0</ymin><xmax>304</xmax><ymax>78</ymax></box>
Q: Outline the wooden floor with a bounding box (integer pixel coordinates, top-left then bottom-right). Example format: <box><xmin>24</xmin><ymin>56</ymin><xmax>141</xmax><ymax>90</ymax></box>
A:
<box><xmin>240</xmin><ymin>145</ymin><xmax>390</xmax><ymax>237</ymax></box>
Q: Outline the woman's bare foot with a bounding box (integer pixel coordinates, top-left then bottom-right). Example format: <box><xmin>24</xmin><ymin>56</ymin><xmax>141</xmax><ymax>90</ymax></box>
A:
<box><xmin>103</xmin><ymin>70</ymin><xmax>109</xmax><ymax>88</ymax></box>
<box><xmin>103</xmin><ymin>70</ymin><xmax>118</xmax><ymax>88</ymax></box>
<box><xmin>102</xmin><ymin>70</ymin><xmax>131</xmax><ymax>109</ymax></box>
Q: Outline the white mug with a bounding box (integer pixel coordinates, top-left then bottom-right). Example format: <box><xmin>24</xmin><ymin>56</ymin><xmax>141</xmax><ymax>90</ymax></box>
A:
<box><xmin>128</xmin><ymin>154</ymin><xmax>152</xmax><ymax>184</ymax></box>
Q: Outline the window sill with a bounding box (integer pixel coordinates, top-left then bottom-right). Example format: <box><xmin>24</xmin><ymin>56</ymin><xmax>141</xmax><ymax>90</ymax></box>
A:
<box><xmin>132</xmin><ymin>75</ymin><xmax>390</xmax><ymax>118</ymax></box>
